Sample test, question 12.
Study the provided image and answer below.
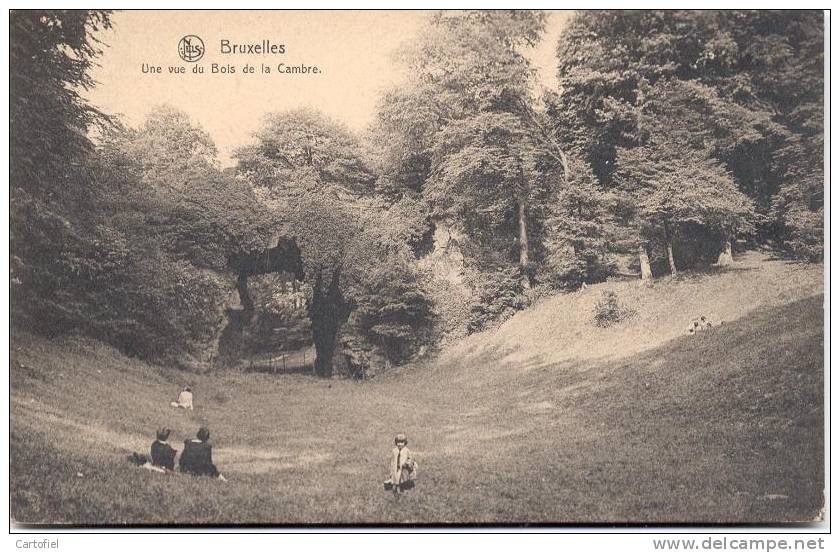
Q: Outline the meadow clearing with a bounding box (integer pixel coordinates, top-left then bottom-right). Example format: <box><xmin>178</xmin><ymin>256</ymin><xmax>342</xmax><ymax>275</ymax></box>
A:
<box><xmin>10</xmin><ymin>252</ymin><xmax>824</xmax><ymax>525</ymax></box>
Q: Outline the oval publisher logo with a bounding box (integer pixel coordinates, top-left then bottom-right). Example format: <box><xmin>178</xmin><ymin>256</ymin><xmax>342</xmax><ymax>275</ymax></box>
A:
<box><xmin>178</xmin><ymin>35</ymin><xmax>205</xmax><ymax>62</ymax></box>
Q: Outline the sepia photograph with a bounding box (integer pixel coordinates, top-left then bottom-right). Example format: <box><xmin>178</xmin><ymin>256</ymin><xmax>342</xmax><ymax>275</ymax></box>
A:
<box><xmin>8</xmin><ymin>8</ymin><xmax>827</xmax><ymax>528</ymax></box>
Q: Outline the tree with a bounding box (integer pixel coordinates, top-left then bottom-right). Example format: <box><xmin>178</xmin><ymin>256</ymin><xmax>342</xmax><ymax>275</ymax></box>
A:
<box><xmin>10</xmin><ymin>10</ymin><xmax>119</xmax><ymax>341</ymax></box>
<box><xmin>12</xmin><ymin>94</ymin><xmax>288</xmax><ymax>366</ymax></box>
<box><xmin>381</xmin><ymin>11</ymin><xmax>554</xmax><ymax>289</ymax></box>
<box><xmin>236</xmin><ymin>109</ymin><xmax>377</xmax><ymax>376</ymax></box>
<box><xmin>367</xmin><ymin>87</ymin><xmax>442</xmax><ymax>201</ymax></box>
<box><xmin>100</xmin><ymin>106</ymin><xmax>276</xmax><ymax>271</ymax></box>
<box><xmin>614</xmin><ymin>78</ymin><xmax>759</xmax><ymax>275</ymax></box>
<box><xmin>542</xmin><ymin>159</ymin><xmax>615</xmax><ymax>289</ymax></box>
<box><xmin>116</xmin><ymin>105</ymin><xmax>219</xmax><ymax>191</ymax></box>
<box><xmin>427</xmin><ymin>111</ymin><xmax>548</xmax><ymax>287</ymax></box>
<box><xmin>79</xmin><ymin>108</ymin><xmax>282</xmax><ymax>365</ymax></box>
<box><xmin>236</xmin><ymin>108</ymin><xmax>374</xmax><ymax>198</ymax></box>
<box><xmin>615</xmin><ymin>145</ymin><xmax>755</xmax><ymax>276</ymax></box>
<box><xmin>352</xmin><ymin>255</ymin><xmax>433</xmax><ymax>364</ymax></box>
<box><xmin>552</xmin><ymin>10</ymin><xmax>823</xmax><ymax>260</ymax></box>
<box><xmin>10</xmin><ymin>10</ymin><xmax>113</xmax><ymax>194</ymax></box>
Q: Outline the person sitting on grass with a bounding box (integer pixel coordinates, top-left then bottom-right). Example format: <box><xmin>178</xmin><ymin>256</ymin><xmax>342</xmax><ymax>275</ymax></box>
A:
<box><xmin>128</xmin><ymin>430</ymin><xmax>170</xmax><ymax>474</ymax></box>
<box><xmin>150</xmin><ymin>428</ymin><xmax>177</xmax><ymax>471</ymax></box>
<box><xmin>687</xmin><ymin>315</ymin><xmax>721</xmax><ymax>335</ymax></box>
<box><xmin>170</xmin><ymin>385</ymin><xmax>194</xmax><ymax>410</ymax></box>
<box><xmin>686</xmin><ymin>317</ymin><xmax>709</xmax><ymax>335</ymax></box>
<box><xmin>385</xmin><ymin>433</ymin><xmax>416</xmax><ymax>497</ymax></box>
<box><xmin>179</xmin><ymin>427</ymin><xmax>226</xmax><ymax>480</ymax></box>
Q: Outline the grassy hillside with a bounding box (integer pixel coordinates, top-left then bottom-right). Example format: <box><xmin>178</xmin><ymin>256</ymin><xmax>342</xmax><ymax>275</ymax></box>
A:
<box><xmin>442</xmin><ymin>251</ymin><xmax>823</xmax><ymax>372</ymax></box>
<box><xmin>10</xmin><ymin>252</ymin><xmax>824</xmax><ymax>525</ymax></box>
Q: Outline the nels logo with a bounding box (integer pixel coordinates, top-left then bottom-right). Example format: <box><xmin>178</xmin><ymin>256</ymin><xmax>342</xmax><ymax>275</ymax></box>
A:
<box><xmin>178</xmin><ymin>35</ymin><xmax>205</xmax><ymax>62</ymax></box>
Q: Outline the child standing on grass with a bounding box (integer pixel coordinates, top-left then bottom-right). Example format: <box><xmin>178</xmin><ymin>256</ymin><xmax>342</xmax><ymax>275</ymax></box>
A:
<box><xmin>386</xmin><ymin>433</ymin><xmax>417</xmax><ymax>498</ymax></box>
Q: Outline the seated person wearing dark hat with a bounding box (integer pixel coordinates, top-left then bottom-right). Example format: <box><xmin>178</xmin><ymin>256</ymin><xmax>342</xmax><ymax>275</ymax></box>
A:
<box><xmin>179</xmin><ymin>427</ymin><xmax>224</xmax><ymax>479</ymax></box>
<box><xmin>150</xmin><ymin>428</ymin><xmax>177</xmax><ymax>471</ymax></box>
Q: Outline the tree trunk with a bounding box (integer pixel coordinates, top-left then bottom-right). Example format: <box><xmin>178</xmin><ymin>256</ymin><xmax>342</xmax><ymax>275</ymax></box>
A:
<box><xmin>381</xmin><ymin>336</ymin><xmax>391</xmax><ymax>371</ymax></box>
<box><xmin>518</xmin><ymin>196</ymin><xmax>531</xmax><ymax>289</ymax></box>
<box><xmin>237</xmin><ymin>272</ymin><xmax>254</xmax><ymax>313</ymax></box>
<box><xmin>717</xmin><ymin>240</ymin><xmax>734</xmax><ymax>266</ymax></box>
<box><xmin>308</xmin><ymin>270</ymin><xmax>350</xmax><ymax>378</ymax></box>
<box><xmin>667</xmin><ymin>241</ymin><xmax>677</xmax><ymax>276</ymax></box>
<box><xmin>312</xmin><ymin>317</ymin><xmax>340</xmax><ymax>378</ymax></box>
<box><xmin>639</xmin><ymin>244</ymin><xmax>653</xmax><ymax>282</ymax></box>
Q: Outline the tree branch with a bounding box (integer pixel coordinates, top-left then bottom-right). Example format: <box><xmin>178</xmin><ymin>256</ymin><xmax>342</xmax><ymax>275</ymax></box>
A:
<box><xmin>518</xmin><ymin>99</ymin><xmax>571</xmax><ymax>184</ymax></box>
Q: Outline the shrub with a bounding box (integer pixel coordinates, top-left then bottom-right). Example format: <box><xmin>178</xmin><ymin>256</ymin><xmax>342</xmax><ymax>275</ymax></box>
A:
<box><xmin>782</xmin><ymin>208</ymin><xmax>824</xmax><ymax>262</ymax></box>
<box><xmin>542</xmin><ymin>162</ymin><xmax>615</xmax><ymax>290</ymax></box>
<box><xmin>422</xmin><ymin>271</ymin><xmax>473</xmax><ymax>346</ymax></box>
<box><xmin>544</xmin><ymin>246</ymin><xmax>615</xmax><ymax>290</ymax></box>
<box><xmin>353</xmin><ymin>255</ymin><xmax>434</xmax><ymax>364</ymax></box>
<box><xmin>593</xmin><ymin>290</ymin><xmax>636</xmax><ymax>328</ymax></box>
<box><xmin>10</xmin><ymin>188</ymin><xmax>233</xmax><ymax>367</ymax></box>
<box><xmin>467</xmin><ymin>266</ymin><xmax>529</xmax><ymax>333</ymax></box>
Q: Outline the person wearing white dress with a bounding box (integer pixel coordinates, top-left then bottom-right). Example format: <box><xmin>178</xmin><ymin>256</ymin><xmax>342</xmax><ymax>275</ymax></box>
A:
<box><xmin>170</xmin><ymin>385</ymin><xmax>194</xmax><ymax>410</ymax></box>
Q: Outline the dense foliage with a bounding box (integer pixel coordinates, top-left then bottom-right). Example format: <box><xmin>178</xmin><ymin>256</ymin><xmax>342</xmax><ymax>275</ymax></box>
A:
<box><xmin>373</xmin><ymin>11</ymin><xmax>557</xmax><ymax>290</ymax></box>
<box><xmin>466</xmin><ymin>266</ymin><xmax>530</xmax><ymax>333</ymax></box>
<box><xmin>541</xmin><ymin>159</ymin><xmax>615</xmax><ymax>289</ymax></box>
<box><xmin>10</xmin><ymin>9</ymin><xmax>824</xmax><ymax>374</ymax></box>
<box><xmin>10</xmin><ymin>10</ymin><xmax>112</xmax><ymax>193</ymax></box>
<box><xmin>9</xmin><ymin>10</ymin><xmax>277</xmax><ymax>365</ymax></box>
<box><xmin>352</xmin><ymin>256</ymin><xmax>434</xmax><ymax>363</ymax></box>
<box><xmin>551</xmin><ymin>10</ymin><xmax>823</xmax><ymax>262</ymax></box>
<box><xmin>235</xmin><ymin>109</ymin><xmax>436</xmax><ymax>374</ymax></box>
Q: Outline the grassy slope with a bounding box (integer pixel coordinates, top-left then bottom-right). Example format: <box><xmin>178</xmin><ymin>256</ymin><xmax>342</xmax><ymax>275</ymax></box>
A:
<box><xmin>10</xmin><ymin>252</ymin><xmax>824</xmax><ymax>525</ymax></box>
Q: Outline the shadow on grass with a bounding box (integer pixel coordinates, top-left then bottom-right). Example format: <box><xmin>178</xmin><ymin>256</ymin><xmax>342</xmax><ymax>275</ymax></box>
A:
<box><xmin>10</xmin><ymin>296</ymin><xmax>824</xmax><ymax>526</ymax></box>
<box><xmin>419</xmin><ymin>296</ymin><xmax>824</xmax><ymax>523</ymax></box>
<box><xmin>561</xmin><ymin>298</ymin><xmax>822</xmax><ymax>520</ymax></box>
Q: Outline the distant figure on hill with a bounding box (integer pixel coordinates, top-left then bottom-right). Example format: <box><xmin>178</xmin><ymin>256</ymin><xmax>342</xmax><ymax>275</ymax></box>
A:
<box><xmin>170</xmin><ymin>385</ymin><xmax>194</xmax><ymax>410</ymax></box>
<box><xmin>687</xmin><ymin>315</ymin><xmax>720</xmax><ymax>335</ymax></box>
<box><xmin>179</xmin><ymin>427</ymin><xmax>225</xmax><ymax>480</ymax></box>
<box><xmin>385</xmin><ymin>433</ymin><xmax>416</xmax><ymax>497</ymax></box>
<box><xmin>150</xmin><ymin>428</ymin><xmax>177</xmax><ymax>471</ymax></box>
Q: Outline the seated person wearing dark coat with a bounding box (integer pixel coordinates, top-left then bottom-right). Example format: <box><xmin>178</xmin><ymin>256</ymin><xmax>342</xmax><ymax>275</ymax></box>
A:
<box><xmin>150</xmin><ymin>428</ymin><xmax>177</xmax><ymax>470</ymax></box>
<box><xmin>179</xmin><ymin>427</ymin><xmax>220</xmax><ymax>478</ymax></box>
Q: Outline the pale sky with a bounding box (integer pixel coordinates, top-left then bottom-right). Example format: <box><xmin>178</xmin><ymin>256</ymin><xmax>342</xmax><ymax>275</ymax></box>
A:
<box><xmin>87</xmin><ymin>10</ymin><xmax>572</xmax><ymax>165</ymax></box>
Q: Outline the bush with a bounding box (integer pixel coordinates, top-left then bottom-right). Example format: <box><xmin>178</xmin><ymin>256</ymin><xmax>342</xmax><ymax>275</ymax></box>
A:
<box><xmin>353</xmin><ymin>255</ymin><xmax>434</xmax><ymax>364</ymax></box>
<box><xmin>467</xmin><ymin>266</ymin><xmax>529</xmax><ymax>333</ymax></box>
<box><xmin>543</xmin><ymin>246</ymin><xmax>615</xmax><ymax>290</ymax></box>
<box><xmin>593</xmin><ymin>290</ymin><xmax>636</xmax><ymax>328</ymax></box>
<box><xmin>422</xmin><ymin>271</ymin><xmax>473</xmax><ymax>346</ymax></box>
<box><xmin>541</xmin><ymin>163</ymin><xmax>615</xmax><ymax>290</ymax></box>
<box><xmin>10</xmin><ymin>187</ymin><xmax>233</xmax><ymax>367</ymax></box>
<box><xmin>782</xmin><ymin>208</ymin><xmax>824</xmax><ymax>262</ymax></box>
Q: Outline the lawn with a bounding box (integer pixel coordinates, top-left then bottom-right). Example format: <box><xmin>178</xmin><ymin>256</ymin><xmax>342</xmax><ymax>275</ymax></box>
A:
<box><xmin>10</xmin><ymin>254</ymin><xmax>824</xmax><ymax>525</ymax></box>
